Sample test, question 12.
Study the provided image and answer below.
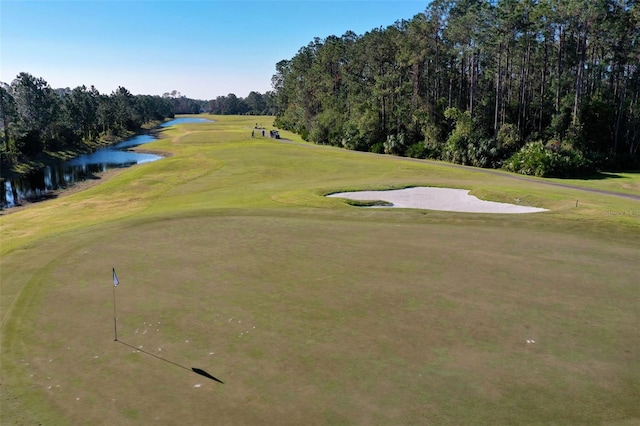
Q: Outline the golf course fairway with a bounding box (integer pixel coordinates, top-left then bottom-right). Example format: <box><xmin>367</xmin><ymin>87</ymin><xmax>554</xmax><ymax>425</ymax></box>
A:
<box><xmin>1</xmin><ymin>115</ymin><xmax>639</xmax><ymax>425</ymax></box>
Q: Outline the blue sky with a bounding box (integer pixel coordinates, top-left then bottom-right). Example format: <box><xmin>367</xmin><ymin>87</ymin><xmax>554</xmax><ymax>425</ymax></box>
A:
<box><xmin>1</xmin><ymin>1</ymin><xmax>427</xmax><ymax>100</ymax></box>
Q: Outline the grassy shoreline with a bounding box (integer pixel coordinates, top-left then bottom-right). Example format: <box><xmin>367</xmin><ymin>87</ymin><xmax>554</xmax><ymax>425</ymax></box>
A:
<box><xmin>0</xmin><ymin>119</ymin><xmax>166</xmax><ymax>181</ymax></box>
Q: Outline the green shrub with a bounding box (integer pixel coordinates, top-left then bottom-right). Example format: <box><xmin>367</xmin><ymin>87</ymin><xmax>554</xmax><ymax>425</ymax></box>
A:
<box><xmin>370</xmin><ymin>142</ymin><xmax>385</xmax><ymax>154</ymax></box>
<box><xmin>310</xmin><ymin>110</ymin><xmax>344</xmax><ymax>146</ymax></box>
<box><xmin>422</xmin><ymin>123</ymin><xmax>444</xmax><ymax>159</ymax></box>
<box><xmin>497</xmin><ymin>123</ymin><xmax>520</xmax><ymax>153</ymax></box>
<box><xmin>468</xmin><ymin>138</ymin><xmax>499</xmax><ymax>168</ymax></box>
<box><xmin>405</xmin><ymin>143</ymin><xmax>427</xmax><ymax>159</ymax></box>
<box><xmin>384</xmin><ymin>133</ymin><xmax>407</xmax><ymax>156</ymax></box>
<box><xmin>442</xmin><ymin>108</ymin><xmax>472</xmax><ymax>165</ymax></box>
<box><xmin>503</xmin><ymin>141</ymin><xmax>594</xmax><ymax>177</ymax></box>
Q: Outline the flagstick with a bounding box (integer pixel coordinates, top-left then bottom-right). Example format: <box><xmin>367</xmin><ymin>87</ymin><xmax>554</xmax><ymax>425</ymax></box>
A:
<box><xmin>113</xmin><ymin>281</ymin><xmax>118</xmax><ymax>341</ymax></box>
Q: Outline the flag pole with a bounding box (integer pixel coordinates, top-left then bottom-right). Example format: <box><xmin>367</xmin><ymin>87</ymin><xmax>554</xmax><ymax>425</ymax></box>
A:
<box><xmin>112</xmin><ymin>268</ymin><xmax>119</xmax><ymax>341</ymax></box>
<box><xmin>113</xmin><ymin>284</ymin><xmax>118</xmax><ymax>341</ymax></box>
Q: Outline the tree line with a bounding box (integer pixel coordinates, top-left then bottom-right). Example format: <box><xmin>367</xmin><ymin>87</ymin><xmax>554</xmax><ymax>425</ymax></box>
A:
<box><xmin>0</xmin><ymin>74</ymin><xmax>276</xmax><ymax>172</ymax></box>
<box><xmin>271</xmin><ymin>0</ymin><xmax>640</xmax><ymax>176</ymax></box>
<box><xmin>162</xmin><ymin>90</ymin><xmax>209</xmax><ymax>115</ymax></box>
<box><xmin>0</xmin><ymin>72</ymin><xmax>175</xmax><ymax>161</ymax></box>
<box><xmin>208</xmin><ymin>91</ymin><xmax>277</xmax><ymax>115</ymax></box>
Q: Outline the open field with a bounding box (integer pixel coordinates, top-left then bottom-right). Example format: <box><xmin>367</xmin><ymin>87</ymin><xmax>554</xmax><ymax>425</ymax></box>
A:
<box><xmin>1</xmin><ymin>115</ymin><xmax>639</xmax><ymax>425</ymax></box>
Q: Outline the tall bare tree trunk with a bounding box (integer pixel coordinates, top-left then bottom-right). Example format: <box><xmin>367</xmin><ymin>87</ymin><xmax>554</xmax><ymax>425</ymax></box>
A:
<box><xmin>0</xmin><ymin>93</ymin><xmax>11</xmax><ymax>153</ymax></box>
<box><xmin>572</xmin><ymin>28</ymin><xmax>588</xmax><ymax>125</ymax></box>
<box><xmin>614</xmin><ymin>79</ymin><xmax>626</xmax><ymax>154</ymax></box>
<box><xmin>469</xmin><ymin>53</ymin><xmax>476</xmax><ymax>116</ymax></box>
<box><xmin>555</xmin><ymin>26</ymin><xmax>564</xmax><ymax>114</ymax></box>
<box><xmin>539</xmin><ymin>37</ymin><xmax>549</xmax><ymax>133</ymax></box>
<box><xmin>494</xmin><ymin>42</ymin><xmax>502</xmax><ymax>139</ymax></box>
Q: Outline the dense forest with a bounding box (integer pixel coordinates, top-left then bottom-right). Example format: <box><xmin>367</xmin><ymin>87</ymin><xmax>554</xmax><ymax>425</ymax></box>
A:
<box><xmin>0</xmin><ymin>73</ymin><xmax>273</xmax><ymax>174</ymax></box>
<box><xmin>208</xmin><ymin>92</ymin><xmax>277</xmax><ymax>115</ymax></box>
<box><xmin>159</xmin><ymin>90</ymin><xmax>277</xmax><ymax>115</ymax></box>
<box><xmin>272</xmin><ymin>0</ymin><xmax>640</xmax><ymax>176</ymax></box>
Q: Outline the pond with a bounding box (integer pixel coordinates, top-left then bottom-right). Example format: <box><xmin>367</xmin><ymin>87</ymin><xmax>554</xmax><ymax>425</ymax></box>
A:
<box><xmin>1</xmin><ymin>117</ymin><xmax>212</xmax><ymax>209</ymax></box>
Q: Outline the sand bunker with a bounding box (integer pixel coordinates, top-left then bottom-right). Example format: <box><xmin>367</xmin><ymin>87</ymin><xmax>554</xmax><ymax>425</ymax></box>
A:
<box><xmin>327</xmin><ymin>187</ymin><xmax>547</xmax><ymax>214</ymax></box>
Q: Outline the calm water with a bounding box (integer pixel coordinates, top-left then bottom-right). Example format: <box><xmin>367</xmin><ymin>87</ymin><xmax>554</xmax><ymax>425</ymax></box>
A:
<box><xmin>159</xmin><ymin>117</ymin><xmax>212</xmax><ymax>127</ymax></box>
<box><xmin>2</xmin><ymin>117</ymin><xmax>212</xmax><ymax>208</ymax></box>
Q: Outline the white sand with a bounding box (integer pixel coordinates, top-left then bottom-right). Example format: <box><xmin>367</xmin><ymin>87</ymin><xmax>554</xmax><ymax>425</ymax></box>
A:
<box><xmin>327</xmin><ymin>187</ymin><xmax>547</xmax><ymax>214</ymax></box>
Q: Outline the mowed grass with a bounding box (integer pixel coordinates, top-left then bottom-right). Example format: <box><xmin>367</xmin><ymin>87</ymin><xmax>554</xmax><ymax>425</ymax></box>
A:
<box><xmin>547</xmin><ymin>171</ymin><xmax>640</xmax><ymax>196</ymax></box>
<box><xmin>1</xmin><ymin>115</ymin><xmax>639</xmax><ymax>425</ymax></box>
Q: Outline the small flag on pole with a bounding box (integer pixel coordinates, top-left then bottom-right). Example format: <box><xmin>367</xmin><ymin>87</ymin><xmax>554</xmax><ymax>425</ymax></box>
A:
<box><xmin>113</xmin><ymin>268</ymin><xmax>120</xmax><ymax>286</ymax></box>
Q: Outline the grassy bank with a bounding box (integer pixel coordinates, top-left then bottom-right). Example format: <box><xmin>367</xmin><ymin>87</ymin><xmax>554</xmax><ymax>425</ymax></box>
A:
<box><xmin>1</xmin><ymin>115</ymin><xmax>638</xmax><ymax>425</ymax></box>
<box><xmin>0</xmin><ymin>119</ymin><xmax>166</xmax><ymax>181</ymax></box>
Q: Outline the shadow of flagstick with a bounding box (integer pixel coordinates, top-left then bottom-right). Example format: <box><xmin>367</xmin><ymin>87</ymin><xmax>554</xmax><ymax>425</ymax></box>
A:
<box><xmin>116</xmin><ymin>340</ymin><xmax>224</xmax><ymax>384</ymax></box>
